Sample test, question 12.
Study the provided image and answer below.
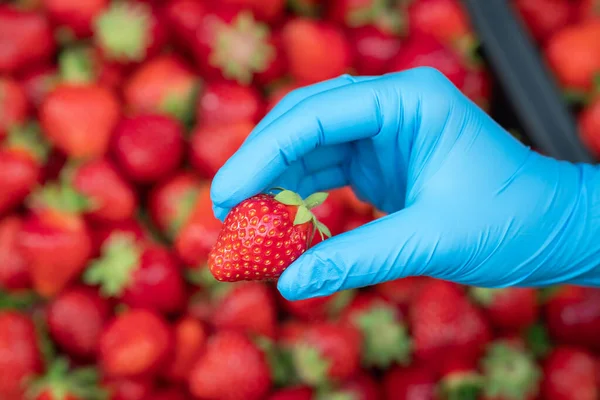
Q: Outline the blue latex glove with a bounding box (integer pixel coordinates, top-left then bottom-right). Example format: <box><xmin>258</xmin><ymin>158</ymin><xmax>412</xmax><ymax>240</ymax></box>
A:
<box><xmin>210</xmin><ymin>67</ymin><xmax>600</xmax><ymax>301</ymax></box>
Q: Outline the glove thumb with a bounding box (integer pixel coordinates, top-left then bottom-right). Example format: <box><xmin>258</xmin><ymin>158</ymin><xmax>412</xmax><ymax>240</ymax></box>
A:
<box><xmin>277</xmin><ymin>206</ymin><xmax>452</xmax><ymax>300</ymax></box>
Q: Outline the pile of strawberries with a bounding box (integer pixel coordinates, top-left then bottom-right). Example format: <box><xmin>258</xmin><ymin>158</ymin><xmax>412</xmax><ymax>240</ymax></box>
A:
<box><xmin>0</xmin><ymin>0</ymin><xmax>599</xmax><ymax>399</ymax></box>
<box><xmin>513</xmin><ymin>0</ymin><xmax>600</xmax><ymax>156</ymax></box>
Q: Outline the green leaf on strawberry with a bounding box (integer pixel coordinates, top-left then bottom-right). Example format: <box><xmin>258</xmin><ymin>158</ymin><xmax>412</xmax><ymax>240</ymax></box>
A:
<box><xmin>352</xmin><ymin>304</ymin><xmax>412</xmax><ymax>369</ymax></box>
<box><xmin>481</xmin><ymin>342</ymin><xmax>541</xmax><ymax>400</ymax></box>
<box><xmin>84</xmin><ymin>233</ymin><xmax>141</xmax><ymax>297</ymax></box>
<box><xmin>27</xmin><ymin>358</ymin><xmax>108</xmax><ymax>400</ymax></box>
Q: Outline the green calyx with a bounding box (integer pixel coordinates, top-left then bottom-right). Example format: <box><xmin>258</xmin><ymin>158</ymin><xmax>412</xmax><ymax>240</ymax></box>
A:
<box><xmin>438</xmin><ymin>372</ymin><xmax>483</xmax><ymax>400</ymax></box>
<box><xmin>28</xmin><ymin>181</ymin><xmax>93</xmax><ymax>214</ymax></box>
<box><xmin>346</xmin><ymin>0</ymin><xmax>405</xmax><ymax>35</ymax></box>
<box><xmin>94</xmin><ymin>1</ymin><xmax>151</xmax><ymax>62</ymax></box>
<box><xmin>272</xmin><ymin>188</ymin><xmax>332</xmax><ymax>244</ymax></box>
<box><xmin>159</xmin><ymin>81</ymin><xmax>202</xmax><ymax>128</ymax></box>
<box><xmin>325</xmin><ymin>289</ymin><xmax>357</xmax><ymax>318</ymax></box>
<box><xmin>27</xmin><ymin>358</ymin><xmax>108</xmax><ymax>400</ymax></box>
<box><xmin>0</xmin><ymin>290</ymin><xmax>40</xmax><ymax>311</ymax></box>
<box><xmin>255</xmin><ymin>336</ymin><xmax>296</xmax><ymax>387</ymax></box>
<box><xmin>292</xmin><ymin>342</ymin><xmax>330</xmax><ymax>387</ymax></box>
<box><xmin>481</xmin><ymin>342</ymin><xmax>541</xmax><ymax>400</ymax></box>
<box><xmin>288</xmin><ymin>0</ymin><xmax>322</xmax><ymax>17</ymax></box>
<box><xmin>58</xmin><ymin>45</ymin><xmax>96</xmax><ymax>84</ymax></box>
<box><xmin>84</xmin><ymin>233</ymin><xmax>142</xmax><ymax>297</ymax></box>
<box><xmin>166</xmin><ymin>188</ymin><xmax>199</xmax><ymax>240</ymax></box>
<box><xmin>469</xmin><ymin>287</ymin><xmax>503</xmax><ymax>306</ymax></box>
<box><xmin>6</xmin><ymin>122</ymin><xmax>50</xmax><ymax>164</ymax></box>
<box><xmin>209</xmin><ymin>11</ymin><xmax>276</xmax><ymax>85</ymax></box>
<box><xmin>315</xmin><ymin>391</ymin><xmax>357</xmax><ymax>400</ymax></box>
<box><xmin>353</xmin><ymin>304</ymin><xmax>412</xmax><ymax>369</ymax></box>
<box><xmin>524</xmin><ymin>323</ymin><xmax>552</xmax><ymax>359</ymax></box>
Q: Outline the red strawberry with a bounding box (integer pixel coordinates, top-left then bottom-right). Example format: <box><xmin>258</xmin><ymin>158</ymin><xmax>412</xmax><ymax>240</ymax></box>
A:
<box><xmin>85</xmin><ymin>234</ymin><xmax>185</xmax><ymax>314</ymax></box>
<box><xmin>19</xmin><ymin>184</ymin><xmax>93</xmax><ymax>298</ymax></box>
<box><xmin>220</xmin><ymin>0</ymin><xmax>286</xmax><ymax>22</ymax></box>
<box><xmin>545</xmin><ymin>19</ymin><xmax>600</xmax><ymax>92</ymax></box>
<box><xmin>514</xmin><ymin>0</ymin><xmax>575</xmax><ymax>44</ymax></box>
<box><xmin>291</xmin><ymin>322</ymin><xmax>362</xmax><ymax>386</ymax></box>
<box><xmin>389</xmin><ymin>33</ymin><xmax>467</xmax><ymax>90</ymax></box>
<box><xmin>406</xmin><ymin>0</ymin><xmax>474</xmax><ymax>51</ymax></box>
<box><xmin>40</xmin><ymin>83</ymin><xmax>120</xmax><ymax>159</ymax></box>
<box><xmin>162</xmin><ymin>316</ymin><xmax>207</xmax><ymax>384</ymax></box>
<box><xmin>18</xmin><ymin>65</ymin><xmax>58</xmax><ymax>109</ymax></box>
<box><xmin>0</xmin><ymin>124</ymin><xmax>49</xmax><ymax>216</ymax></box>
<box><xmin>174</xmin><ymin>184</ymin><xmax>223</xmax><ymax>266</ymax></box>
<box><xmin>382</xmin><ymin>364</ymin><xmax>436</xmax><ymax>400</ymax></box>
<box><xmin>267</xmin><ymin>386</ymin><xmax>313</xmax><ymax>400</ymax></box>
<box><xmin>93</xmin><ymin>0</ymin><xmax>167</xmax><ymax>65</ymax></box>
<box><xmin>146</xmin><ymin>388</ymin><xmax>191</xmax><ymax>400</ymax></box>
<box><xmin>541</xmin><ymin>347</ymin><xmax>598</xmax><ymax>400</ymax></box>
<box><xmin>99</xmin><ymin>309</ymin><xmax>173</xmax><ymax>378</ymax></box>
<box><xmin>46</xmin><ymin>286</ymin><xmax>111</xmax><ymax>359</ymax></box>
<box><xmin>209</xmin><ymin>282</ymin><xmax>278</xmax><ymax>338</ymax></box>
<box><xmin>373</xmin><ymin>276</ymin><xmax>430</xmax><ymax>312</ymax></box>
<box><xmin>279</xmin><ymin>289</ymin><xmax>355</xmax><ymax>322</ymax></box>
<box><xmin>123</xmin><ymin>55</ymin><xmax>200</xmax><ymax>125</ymax></box>
<box><xmin>28</xmin><ymin>358</ymin><xmax>107</xmax><ymax>400</ymax></box>
<box><xmin>348</xmin><ymin>25</ymin><xmax>403</xmax><ymax>76</ymax></box>
<box><xmin>196</xmin><ymin>81</ymin><xmax>264</xmax><ymax>126</ymax></box>
<box><xmin>578</xmin><ymin>97</ymin><xmax>600</xmax><ymax>156</ymax></box>
<box><xmin>188</xmin><ymin>330</ymin><xmax>272</xmax><ymax>400</ymax></box>
<box><xmin>0</xmin><ymin>5</ymin><xmax>55</xmax><ymax>74</ymax></box>
<box><xmin>0</xmin><ymin>76</ymin><xmax>29</xmax><ymax>139</ymax></box>
<box><xmin>410</xmin><ymin>280</ymin><xmax>491</xmax><ymax>374</ymax></box>
<box><xmin>0</xmin><ymin>311</ymin><xmax>43</xmax><ymax>400</ymax></box>
<box><xmin>111</xmin><ymin>114</ymin><xmax>184</xmax><ymax>184</ymax></box>
<box><xmin>69</xmin><ymin>159</ymin><xmax>138</xmax><ymax>223</ymax></box>
<box><xmin>208</xmin><ymin>189</ymin><xmax>331</xmax><ymax>282</ymax></box>
<box><xmin>470</xmin><ymin>287</ymin><xmax>539</xmax><ymax>332</ymax></box>
<box><xmin>281</xmin><ymin>18</ymin><xmax>352</xmax><ymax>85</ymax></box>
<box><xmin>334</xmin><ymin>186</ymin><xmax>373</xmax><ymax>216</ymax></box>
<box><xmin>192</xmin><ymin>6</ymin><xmax>280</xmax><ymax>85</ymax></box>
<box><xmin>189</xmin><ymin>120</ymin><xmax>254</xmax><ymax>179</ymax></box>
<box><xmin>42</xmin><ymin>0</ymin><xmax>108</xmax><ymax>38</ymax></box>
<box><xmin>148</xmin><ymin>172</ymin><xmax>204</xmax><ymax>240</ymax></box>
<box><xmin>342</xmin><ymin>211</ymin><xmax>373</xmax><ymax>232</ymax></box>
<box><xmin>336</xmin><ymin>372</ymin><xmax>382</xmax><ymax>400</ymax></box>
<box><xmin>91</xmin><ymin>218</ymin><xmax>147</xmax><ymax>256</ymax></box>
<box><xmin>479</xmin><ymin>341</ymin><xmax>541</xmax><ymax>400</ymax></box>
<box><xmin>102</xmin><ymin>378</ymin><xmax>153</xmax><ymax>400</ymax></box>
<box><xmin>164</xmin><ymin>0</ymin><xmax>209</xmax><ymax>51</ymax></box>
<box><xmin>0</xmin><ymin>215</ymin><xmax>31</xmax><ymax>290</ymax></box>
<box><xmin>544</xmin><ymin>285</ymin><xmax>600</xmax><ymax>352</ymax></box>
<box><xmin>340</xmin><ymin>291</ymin><xmax>411</xmax><ymax>369</ymax></box>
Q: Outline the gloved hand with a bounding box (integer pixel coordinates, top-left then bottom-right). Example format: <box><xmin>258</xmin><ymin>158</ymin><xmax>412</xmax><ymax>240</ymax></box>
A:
<box><xmin>210</xmin><ymin>67</ymin><xmax>600</xmax><ymax>301</ymax></box>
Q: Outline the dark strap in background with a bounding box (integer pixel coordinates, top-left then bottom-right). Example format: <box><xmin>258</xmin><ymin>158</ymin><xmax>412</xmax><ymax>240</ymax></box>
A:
<box><xmin>461</xmin><ymin>0</ymin><xmax>596</xmax><ymax>163</ymax></box>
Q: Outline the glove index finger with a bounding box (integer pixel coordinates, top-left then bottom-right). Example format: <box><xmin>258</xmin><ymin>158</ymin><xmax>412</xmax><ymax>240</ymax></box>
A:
<box><xmin>210</xmin><ymin>75</ymin><xmax>384</xmax><ymax>212</ymax></box>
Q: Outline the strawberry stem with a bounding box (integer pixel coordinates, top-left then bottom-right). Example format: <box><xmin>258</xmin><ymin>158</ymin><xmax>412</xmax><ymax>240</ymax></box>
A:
<box><xmin>28</xmin><ymin>181</ymin><xmax>94</xmax><ymax>214</ymax></box>
<box><xmin>58</xmin><ymin>45</ymin><xmax>96</xmax><ymax>84</ymax></box>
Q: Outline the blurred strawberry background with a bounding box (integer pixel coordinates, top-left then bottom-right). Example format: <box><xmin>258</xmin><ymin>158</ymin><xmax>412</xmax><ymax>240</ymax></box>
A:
<box><xmin>0</xmin><ymin>0</ymin><xmax>599</xmax><ymax>399</ymax></box>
